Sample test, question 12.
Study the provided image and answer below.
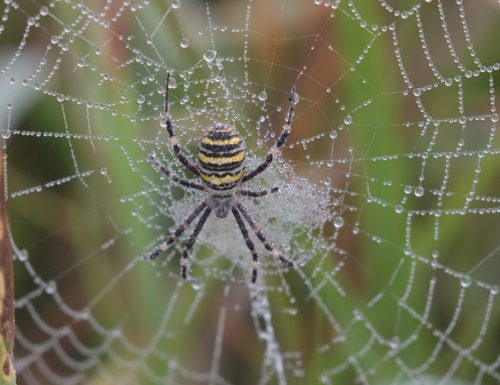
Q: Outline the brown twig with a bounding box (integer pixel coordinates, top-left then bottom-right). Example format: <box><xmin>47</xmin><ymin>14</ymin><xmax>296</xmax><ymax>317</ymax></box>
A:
<box><xmin>0</xmin><ymin>149</ymin><xmax>16</xmax><ymax>384</ymax></box>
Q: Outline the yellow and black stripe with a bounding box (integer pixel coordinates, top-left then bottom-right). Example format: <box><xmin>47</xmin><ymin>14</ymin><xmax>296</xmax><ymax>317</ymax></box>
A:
<box><xmin>198</xmin><ymin>124</ymin><xmax>246</xmax><ymax>191</ymax></box>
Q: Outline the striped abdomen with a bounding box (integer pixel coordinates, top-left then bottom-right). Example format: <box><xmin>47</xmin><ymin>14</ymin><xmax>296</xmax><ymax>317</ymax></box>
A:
<box><xmin>198</xmin><ymin>124</ymin><xmax>246</xmax><ymax>192</ymax></box>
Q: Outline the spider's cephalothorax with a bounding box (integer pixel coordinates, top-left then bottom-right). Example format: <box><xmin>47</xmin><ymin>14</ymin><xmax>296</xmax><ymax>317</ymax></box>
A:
<box><xmin>147</xmin><ymin>72</ymin><xmax>296</xmax><ymax>283</ymax></box>
<box><xmin>198</xmin><ymin>123</ymin><xmax>246</xmax><ymax>218</ymax></box>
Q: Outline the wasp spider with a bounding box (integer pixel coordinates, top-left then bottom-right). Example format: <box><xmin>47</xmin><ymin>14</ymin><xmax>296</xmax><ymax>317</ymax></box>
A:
<box><xmin>148</xmin><ymin>72</ymin><xmax>296</xmax><ymax>283</ymax></box>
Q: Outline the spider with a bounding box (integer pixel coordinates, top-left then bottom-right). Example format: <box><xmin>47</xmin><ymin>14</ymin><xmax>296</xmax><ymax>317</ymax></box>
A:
<box><xmin>147</xmin><ymin>72</ymin><xmax>296</xmax><ymax>283</ymax></box>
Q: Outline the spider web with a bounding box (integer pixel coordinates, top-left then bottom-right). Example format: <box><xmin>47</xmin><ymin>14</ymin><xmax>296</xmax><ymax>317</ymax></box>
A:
<box><xmin>1</xmin><ymin>0</ymin><xmax>499</xmax><ymax>384</ymax></box>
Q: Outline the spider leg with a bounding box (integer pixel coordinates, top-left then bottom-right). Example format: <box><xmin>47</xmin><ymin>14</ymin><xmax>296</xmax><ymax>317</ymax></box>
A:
<box><xmin>232</xmin><ymin>206</ymin><xmax>259</xmax><ymax>283</ymax></box>
<box><xmin>149</xmin><ymin>151</ymin><xmax>205</xmax><ymax>191</ymax></box>
<box><xmin>180</xmin><ymin>207</ymin><xmax>212</xmax><ymax>280</ymax></box>
<box><xmin>236</xmin><ymin>202</ymin><xmax>294</xmax><ymax>267</ymax></box>
<box><xmin>148</xmin><ymin>201</ymin><xmax>208</xmax><ymax>260</ymax></box>
<box><xmin>237</xmin><ymin>186</ymin><xmax>279</xmax><ymax>197</ymax></box>
<box><xmin>242</xmin><ymin>87</ymin><xmax>296</xmax><ymax>183</ymax></box>
<box><xmin>163</xmin><ymin>72</ymin><xmax>201</xmax><ymax>177</ymax></box>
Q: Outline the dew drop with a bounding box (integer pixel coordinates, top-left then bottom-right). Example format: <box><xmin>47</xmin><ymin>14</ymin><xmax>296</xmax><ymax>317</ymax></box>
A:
<box><xmin>171</xmin><ymin>0</ymin><xmax>180</xmax><ymax>9</ymax></box>
<box><xmin>389</xmin><ymin>337</ymin><xmax>400</xmax><ymax>350</ymax></box>
<box><xmin>203</xmin><ymin>50</ymin><xmax>217</xmax><ymax>63</ymax></box>
<box><xmin>17</xmin><ymin>250</ymin><xmax>28</xmax><ymax>261</ymax></box>
<box><xmin>460</xmin><ymin>276</ymin><xmax>471</xmax><ymax>288</ymax></box>
<box><xmin>329</xmin><ymin>130</ymin><xmax>337</xmax><ymax>139</ymax></box>
<box><xmin>168</xmin><ymin>76</ymin><xmax>177</xmax><ymax>89</ymax></box>
<box><xmin>344</xmin><ymin>115</ymin><xmax>353</xmax><ymax>125</ymax></box>
<box><xmin>333</xmin><ymin>216</ymin><xmax>344</xmax><ymax>229</ymax></box>
<box><xmin>180</xmin><ymin>37</ymin><xmax>190</xmax><ymax>48</ymax></box>
<box><xmin>2</xmin><ymin>130</ymin><xmax>11</xmax><ymax>139</ymax></box>
<box><xmin>45</xmin><ymin>281</ymin><xmax>57</xmax><ymax>295</ymax></box>
<box><xmin>137</xmin><ymin>95</ymin><xmax>145</xmax><ymax>104</ymax></box>
<box><xmin>191</xmin><ymin>279</ymin><xmax>204</xmax><ymax>291</ymax></box>
<box><xmin>414</xmin><ymin>186</ymin><xmax>424</xmax><ymax>197</ymax></box>
<box><xmin>257</xmin><ymin>91</ymin><xmax>267</xmax><ymax>101</ymax></box>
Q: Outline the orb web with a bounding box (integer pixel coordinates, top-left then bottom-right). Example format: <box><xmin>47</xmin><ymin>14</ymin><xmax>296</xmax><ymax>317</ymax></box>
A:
<box><xmin>1</xmin><ymin>0</ymin><xmax>499</xmax><ymax>384</ymax></box>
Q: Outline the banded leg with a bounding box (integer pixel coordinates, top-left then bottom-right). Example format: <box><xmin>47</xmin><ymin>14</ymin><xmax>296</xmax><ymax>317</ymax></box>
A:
<box><xmin>181</xmin><ymin>207</ymin><xmax>212</xmax><ymax>280</ymax></box>
<box><xmin>149</xmin><ymin>151</ymin><xmax>205</xmax><ymax>191</ymax></box>
<box><xmin>232</xmin><ymin>207</ymin><xmax>259</xmax><ymax>283</ymax></box>
<box><xmin>163</xmin><ymin>72</ymin><xmax>200</xmax><ymax>176</ymax></box>
<box><xmin>242</xmin><ymin>87</ymin><xmax>297</xmax><ymax>183</ymax></box>
<box><xmin>237</xmin><ymin>186</ymin><xmax>279</xmax><ymax>197</ymax></box>
<box><xmin>236</xmin><ymin>203</ymin><xmax>294</xmax><ymax>267</ymax></box>
<box><xmin>148</xmin><ymin>201</ymin><xmax>207</xmax><ymax>260</ymax></box>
